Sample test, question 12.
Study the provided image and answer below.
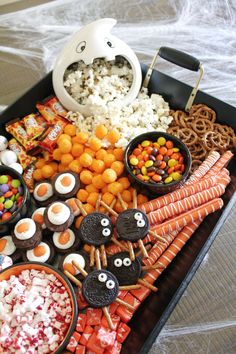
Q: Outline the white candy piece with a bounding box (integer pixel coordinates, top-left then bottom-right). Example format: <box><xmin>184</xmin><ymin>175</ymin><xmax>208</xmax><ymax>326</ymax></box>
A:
<box><xmin>9</xmin><ymin>162</ymin><xmax>23</xmax><ymax>174</ymax></box>
<box><xmin>0</xmin><ymin>136</ymin><xmax>8</xmax><ymax>151</ymax></box>
<box><xmin>0</xmin><ymin>149</ymin><xmax>17</xmax><ymax>165</ymax></box>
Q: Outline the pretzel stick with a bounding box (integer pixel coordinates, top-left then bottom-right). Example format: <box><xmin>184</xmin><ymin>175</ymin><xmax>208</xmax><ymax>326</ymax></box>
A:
<box><xmin>100</xmin><ymin>244</ymin><xmax>107</xmax><ymax>268</ymax></box>
<box><xmin>64</xmin><ymin>270</ymin><xmax>82</xmax><ymax>288</ymax></box>
<box><xmin>127</xmin><ymin>241</ymin><xmax>135</xmax><ymax>261</ymax></box>
<box><xmin>100</xmin><ymin>200</ymin><xmax>118</xmax><ymax>217</ymax></box>
<box><xmin>117</xmin><ymin>192</ymin><xmax>128</xmax><ymax>210</ymax></box>
<box><xmin>111</xmin><ymin>236</ymin><xmax>129</xmax><ymax>251</ymax></box>
<box><xmin>136</xmin><ymin>243</ymin><xmax>152</xmax><ymax>257</ymax></box>
<box><xmin>149</xmin><ymin>230</ymin><xmax>167</xmax><ymax>243</ymax></box>
<box><xmin>95</xmin><ymin>193</ymin><xmax>102</xmax><ymax>212</ymax></box>
<box><xmin>76</xmin><ymin>199</ymin><xmax>88</xmax><ymax>216</ymax></box>
<box><xmin>72</xmin><ymin>260</ymin><xmax>88</xmax><ymax>277</ymax></box>
<box><xmin>119</xmin><ymin>284</ymin><xmax>141</xmax><ymax>290</ymax></box>
<box><xmin>142</xmin><ymin>263</ymin><xmax>164</xmax><ymax>270</ymax></box>
<box><xmin>133</xmin><ymin>189</ymin><xmax>138</xmax><ymax>208</ymax></box>
<box><xmin>103</xmin><ymin>306</ymin><xmax>115</xmax><ymax>330</ymax></box>
<box><xmin>106</xmin><ymin>198</ymin><xmax>116</xmax><ymax>215</ymax></box>
<box><xmin>115</xmin><ymin>298</ymin><xmax>135</xmax><ymax>311</ymax></box>
<box><xmin>138</xmin><ymin>239</ymin><xmax>148</xmax><ymax>258</ymax></box>
<box><xmin>138</xmin><ymin>278</ymin><xmax>158</xmax><ymax>292</ymax></box>
<box><xmin>95</xmin><ymin>249</ymin><xmax>102</xmax><ymax>270</ymax></box>
<box><xmin>90</xmin><ymin>246</ymin><xmax>95</xmax><ymax>267</ymax></box>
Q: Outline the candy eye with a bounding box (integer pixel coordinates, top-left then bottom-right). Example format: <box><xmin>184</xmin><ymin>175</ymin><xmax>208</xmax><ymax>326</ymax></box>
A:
<box><xmin>76</xmin><ymin>41</ymin><xmax>86</xmax><ymax>53</ymax></box>
<box><xmin>105</xmin><ymin>37</ymin><xmax>115</xmax><ymax>48</ymax></box>
<box><xmin>106</xmin><ymin>280</ymin><xmax>115</xmax><ymax>289</ymax></box>
<box><xmin>102</xmin><ymin>228</ymin><xmax>111</xmax><ymax>237</ymax></box>
<box><xmin>98</xmin><ymin>273</ymin><xmax>107</xmax><ymax>282</ymax></box>
<box><xmin>114</xmin><ymin>258</ymin><xmax>122</xmax><ymax>267</ymax></box>
<box><xmin>134</xmin><ymin>212</ymin><xmax>143</xmax><ymax>221</ymax></box>
<box><xmin>123</xmin><ymin>258</ymin><xmax>131</xmax><ymax>267</ymax></box>
<box><xmin>137</xmin><ymin>219</ymin><xmax>145</xmax><ymax>228</ymax></box>
<box><xmin>101</xmin><ymin>218</ymin><xmax>109</xmax><ymax>227</ymax></box>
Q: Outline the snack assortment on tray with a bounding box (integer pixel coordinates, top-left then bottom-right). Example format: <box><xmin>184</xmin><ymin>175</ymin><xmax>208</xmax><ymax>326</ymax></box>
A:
<box><xmin>0</xmin><ymin>18</ymin><xmax>235</xmax><ymax>354</ymax></box>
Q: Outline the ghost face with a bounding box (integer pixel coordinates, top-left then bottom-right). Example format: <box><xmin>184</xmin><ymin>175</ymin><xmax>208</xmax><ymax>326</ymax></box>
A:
<box><xmin>116</xmin><ymin>209</ymin><xmax>150</xmax><ymax>242</ymax></box>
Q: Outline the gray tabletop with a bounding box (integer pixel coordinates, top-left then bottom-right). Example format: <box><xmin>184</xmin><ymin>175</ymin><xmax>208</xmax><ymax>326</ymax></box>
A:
<box><xmin>0</xmin><ymin>1</ymin><xmax>236</xmax><ymax>353</ymax></box>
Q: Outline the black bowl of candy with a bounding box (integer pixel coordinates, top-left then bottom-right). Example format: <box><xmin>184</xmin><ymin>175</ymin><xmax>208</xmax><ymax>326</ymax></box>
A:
<box><xmin>0</xmin><ymin>165</ymin><xmax>31</xmax><ymax>234</ymax></box>
<box><xmin>124</xmin><ymin>131</ymin><xmax>192</xmax><ymax>195</ymax></box>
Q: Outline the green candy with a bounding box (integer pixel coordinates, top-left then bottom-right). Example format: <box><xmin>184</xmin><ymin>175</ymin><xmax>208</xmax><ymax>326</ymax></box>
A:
<box><xmin>4</xmin><ymin>199</ymin><xmax>13</xmax><ymax>209</ymax></box>
<box><xmin>11</xmin><ymin>179</ymin><xmax>21</xmax><ymax>188</ymax></box>
<box><xmin>15</xmin><ymin>193</ymin><xmax>20</xmax><ymax>201</ymax></box>
<box><xmin>0</xmin><ymin>196</ymin><xmax>5</xmax><ymax>203</ymax></box>
<box><xmin>0</xmin><ymin>175</ymin><xmax>8</xmax><ymax>184</ymax></box>
<box><xmin>10</xmin><ymin>195</ymin><xmax>15</xmax><ymax>202</ymax></box>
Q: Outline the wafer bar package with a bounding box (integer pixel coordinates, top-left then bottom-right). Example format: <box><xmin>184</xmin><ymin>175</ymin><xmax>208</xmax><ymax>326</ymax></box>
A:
<box><xmin>6</xmin><ymin>119</ymin><xmax>38</xmax><ymax>152</ymax></box>
<box><xmin>36</xmin><ymin>103</ymin><xmax>68</xmax><ymax>125</ymax></box>
<box><xmin>38</xmin><ymin>119</ymin><xmax>67</xmax><ymax>152</ymax></box>
<box><xmin>8</xmin><ymin>138</ymin><xmax>36</xmax><ymax>169</ymax></box>
<box><xmin>23</xmin><ymin>163</ymin><xmax>36</xmax><ymax>193</ymax></box>
<box><xmin>45</xmin><ymin>96</ymin><xmax>68</xmax><ymax>118</ymax></box>
<box><xmin>23</xmin><ymin>113</ymin><xmax>45</xmax><ymax>139</ymax></box>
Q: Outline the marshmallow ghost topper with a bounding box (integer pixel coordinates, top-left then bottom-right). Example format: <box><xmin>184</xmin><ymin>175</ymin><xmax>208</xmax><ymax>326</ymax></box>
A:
<box><xmin>53</xmin><ymin>18</ymin><xmax>142</xmax><ymax>116</ymax></box>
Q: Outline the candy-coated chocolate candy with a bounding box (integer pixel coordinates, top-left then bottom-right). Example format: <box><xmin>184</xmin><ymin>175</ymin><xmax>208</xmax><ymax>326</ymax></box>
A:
<box><xmin>157</xmin><ymin>136</ymin><xmax>166</xmax><ymax>146</ymax></box>
<box><xmin>4</xmin><ymin>200</ymin><xmax>13</xmax><ymax>209</ymax></box>
<box><xmin>11</xmin><ymin>179</ymin><xmax>21</xmax><ymax>188</ymax></box>
<box><xmin>0</xmin><ymin>175</ymin><xmax>8</xmax><ymax>184</ymax></box>
<box><xmin>2</xmin><ymin>212</ymin><xmax>12</xmax><ymax>221</ymax></box>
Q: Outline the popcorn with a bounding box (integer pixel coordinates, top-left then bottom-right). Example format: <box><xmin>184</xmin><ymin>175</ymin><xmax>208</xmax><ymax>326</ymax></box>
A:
<box><xmin>0</xmin><ymin>269</ymin><xmax>72</xmax><ymax>353</ymax></box>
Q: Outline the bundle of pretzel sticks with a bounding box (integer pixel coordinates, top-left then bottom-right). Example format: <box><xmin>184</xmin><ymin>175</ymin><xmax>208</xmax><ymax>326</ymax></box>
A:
<box><xmin>107</xmin><ymin>150</ymin><xmax>233</xmax><ymax>289</ymax></box>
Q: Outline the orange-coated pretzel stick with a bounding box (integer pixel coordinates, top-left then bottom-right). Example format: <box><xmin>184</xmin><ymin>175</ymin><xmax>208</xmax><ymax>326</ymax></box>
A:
<box><xmin>204</xmin><ymin>150</ymin><xmax>233</xmax><ymax>179</ymax></box>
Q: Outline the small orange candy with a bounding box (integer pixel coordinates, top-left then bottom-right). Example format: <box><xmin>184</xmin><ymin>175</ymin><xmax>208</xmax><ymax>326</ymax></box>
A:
<box><xmin>137</xmin><ymin>194</ymin><xmax>149</xmax><ymax>204</ymax></box>
<box><xmin>92</xmin><ymin>175</ymin><xmax>106</xmax><ymax>189</ymax></box>
<box><xmin>104</xmin><ymin>154</ymin><xmax>116</xmax><ymax>168</ymax></box>
<box><xmin>114</xmin><ymin>200</ymin><xmax>128</xmax><ymax>213</ymax></box>
<box><xmin>48</xmin><ymin>162</ymin><xmax>58</xmax><ymax>173</ymax></box>
<box><xmin>75</xmin><ymin>215</ymin><xmax>84</xmax><ymax>229</ymax></box>
<box><xmin>83</xmin><ymin>203</ymin><xmax>95</xmax><ymax>214</ymax></box>
<box><xmin>34</xmin><ymin>245</ymin><xmax>46</xmax><ymax>257</ymax></box>
<box><xmin>96</xmin><ymin>149</ymin><xmax>107</xmax><ymax>161</ymax></box>
<box><xmin>76</xmin><ymin>132</ymin><xmax>89</xmax><ymax>144</ymax></box>
<box><xmin>107</xmin><ymin>182</ymin><xmax>123</xmax><ymax>195</ymax></box>
<box><xmin>68</xmin><ymin>160</ymin><xmax>82</xmax><ymax>174</ymax></box>
<box><xmin>102</xmin><ymin>169</ymin><xmax>117</xmax><ymax>184</ymax></box>
<box><xmin>58</xmin><ymin>138</ymin><xmax>72</xmax><ymax>153</ymax></box>
<box><xmin>58</xmin><ymin>164</ymin><xmax>69</xmax><ymax>173</ymax></box>
<box><xmin>91</xmin><ymin>159</ymin><xmax>105</xmax><ymax>174</ymax></box>
<box><xmin>79</xmin><ymin>153</ymin><xmax>93</xmax><ymax>167</ymax></box>
<box><xmin>16</xmin><ymin>222</ymin><xmax>29</xmax><ymax>233</ymax></box>
<box><xmin>95</xmin><ymin>124</ymin><xmax>108</xmax><ymax>139</ymax></box>
<box><xmin>113</xmin><ymin>148</ymin><xmax>124</xmax><ymax>161</ymax></box>
<box><xmin>41</xmin><ymin>165</ymin><xmax>54</xmax><ymax>179</ymax></box>
<box><xmin>59</xmin><ymin>231</ymin><xmax>70</xmax><ymax>244</ymax></box>
<box><xmin>35</xmin><ymin>158</ymin><xmax>46</xmax><ymax>169</ymax></box>
<box><xmin>64</xmin><ymin>124</ymin><xmax>76</xmax><ymax>136</ymax></box>
<box><xmin>111</xmin><ymin>161</ymin><xmax>124</xmax><ymax>176</ymax></box>
<box><xmin>77</xmin><ymin>189</ymin><xmax>89</xmax><ymax>203</ymax></box>
<box><xmin>0</xmin><ymin>239</ymin><xmax>7</xmax><ymax>252</ymax></box>
<box><xmin>85</xmin><ymin>184</ymin><xmax>99</xmax><ymax>193</ymax></box>
<box><xmin>71</xmin><ymin>143</ymin><xmax>84</xmax><ymax>157</ymax></box>
<box><xmin>121</xmin><ymin>190</ymin><xmax>132</xmax><ymax>203</ymax></box>
<box><xmin>53</xmin><ymin>148</ymin><xmax>62</xmax><ymax>161</ymax></box>
<box><xmin>33</xmin><ymin>169</ymin><xmax>43</xmax><ymax>182</ymax></box>
<box><xmin>58</xmin><ymin>134</ymin><xmax>71</xmax><ymax>142</ymax></box>
<box><xmin>80</xmin><ymin>170</ymin><xmax>93</xmax><ymax>185</ymax></box>
<box><xmin>102</xmin><ymin>192</ymin><xmax>115</xmax><ymax>206</ymax></box>
<box><xmin>118</xmin><ymin>177</ymin><xmax>130</xmax><ymax>189</ymax></box>
<box><xmin>87</xmin><ymin>192</ymin><xmax>99</xmax><ymax>207</ymax></box>
<box><xmin>33</xmin><ymin>213</ymin><xmax>44</xmax><ymax>225</ymax></box>
<box><xmin>64</xmin><ymin>263</ymin><xmax>76</xmax><ymax>275</ymax></box>
<box><xmin>107</xmin><ymin>129</ymin><xmax>120</xmax><ymax>144</ymax></box>
<box><xmin>89</xmin><ymin>137</ymin><xmax>102</xmax><ymax>152</ymax></box>
<box><xmin>61</xmin><ymin>153</ymin><xmax>74</xmax><ymax>166</ymax></box>
<box><xmin>84</xmin><ymin>148</ymin><xmax>96</xmax><ymax>158</ymax></box>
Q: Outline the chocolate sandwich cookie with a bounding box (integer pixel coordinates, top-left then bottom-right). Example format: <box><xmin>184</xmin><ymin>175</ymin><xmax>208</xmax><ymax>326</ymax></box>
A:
<box><xmin>12</xmin><ymin>218</ymin><xmax>42</xmax><ymax>250</ymax></box>
<box><xmin>52</xmin><ymin>227</ymin><xmax>80</xmax><ymax>253</ymax></box>
<box><xmin>44</xmin><ymin>201</ymin><xmax>74</xmax><ymax>232</ymax></box>
<box><xmin>33</xmin><ymin>181</ymin><xmax>56</xmax><ymax>207</ymax></box>
<box><xmin>52</xmin><ymin>171</ymin><xmax>80</xmax><ymax>199</ymax></box>
<box><xmin>82</xmin><ymin>269</ymin><xmax>119</xmax><ymax>308</ymax></box>
<box><xmin>107</xmin><ymin>251</ymin><xmax>141</xmax><ymax>285</ymax></box>
<box><xmin>79</xmin><ymin>212</ymin><xmax>113</xmax><ymax>246</ymax></box>
<box><xmin>60</xmin><ymin>251</ymin><xmax>90</xmax><ymax>281</ymax></box>
<box><xmin>116</xmin><ymin>209</ymin><xmax>149</xmax><ymax>242</ymax></box>
<box><xmin>0</xmin><ymin>254</ymin><xmax>13</xmax><ymax>271</ymax></box>
<box><xmin>0</xmin><ymin>235</ymin><xmax>21</xmax><ymax>262</ymax></box>
<box><xmin>22</xmin><ymin>240</ymin><xmax>55</xmax><ymax>264</ymax></box>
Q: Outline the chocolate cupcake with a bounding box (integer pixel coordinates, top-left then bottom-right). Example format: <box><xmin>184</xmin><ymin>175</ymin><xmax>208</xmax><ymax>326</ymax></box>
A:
<box><xmin>12</xmin><ymin>218</ymin><xmax>42</xmax><ymax>250</ymax></box>
<box><xmin>82</xmin><ymin>269</ymin><xmax>119</xmax><ymax>308</ymax></box>
<box><xmin>79</xmin><ymin>212</ymin><xmax>113</xmax><ymax>246</ymax></box>
<box><xmin>33</xmin><ymin>181</ymin><xmax>56</xmax><ymax>207</ymax></box>
<box><xmin>52</xmin><ymin>227</ymin><xmax>80</xmax><ymax>253</ymax></box>
<box><xmin>31</xmin><ymin>207</ymin><xmax>52</xmax><ymax>237</ymax></box>
<box><xmin>22</xmin><ymin>241</ymin><xmax>55</xmax><ymax>264</ymax></box>
<box><xmin>0</xmin><ymin>235</ymin><xmax>21</xmax><ymax>262</ymax></box>
<box><xmin>52</xmin><ymin>172</ymin><xmax>80</xmax><ymax>199</ymax></box>
<box><xmin>116</xmin><ymin>209</ymin><xmax>149</xmax><ymax>242</ymax></box>
<box><xmin>60</xmin><ymin>251</ymin><xmax>90</xmax><ymax>281</ymax></box>
<box><xmin>107</xmin><ymin>251</ymin><xmax>141</xmax><ymax>285</ymax></box>
<box><xmin>44</xmin><ymin>201</ymin><xmax>74</xmax><ymax>232</ymax></box>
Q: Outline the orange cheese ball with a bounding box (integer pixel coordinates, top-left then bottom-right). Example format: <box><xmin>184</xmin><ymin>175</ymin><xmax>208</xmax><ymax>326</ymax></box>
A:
<box><xmin>91</xmin><ymin>159</ymin><xmax>105</xmax><ymax>174</ymax></box>
<box><xmin>89</xmin><ymin>137</ymin><xmax>102</xmax><ymax>152</ymax></box>
<box><xmin>104</xmin><ymin>153</ymin><xmax>116</xmax><ymax>167</ymax></box>
<box><xmin>53</xmin><ymin>148</ymin><xmax>62</xmax><ymax>161</ymax></box>
<box><xmin>92</xmin><ymin>175</ymin><xmax>106</xmax><ymax>189</ymax></box>
<box><xmin>35</xmin><ymin>158</ymin><xmax>46</xmax><ymax>169</ymax></box>
<box><xmin>79</xmin><ymin>153</ymin><xmax>93</xmax><ymax>167</ymax></box>
<box><xmin>87</xmin><ymin>192</ymin><xmax>99</xmax><ymax>207</ymax></box>
<box><xmin>95</xmin><ymin>124</ymin><xmax>108</xmax><ymax>139</ymax></box>
<box><xmin>77</xmin><ymin>189</ymin><xmax>89</xmax><ymax>203</ymax></box>
<box><xmin>102</xmin><ymin>169</ymin><xmax>117</xmax><ymax>184</ymax></box>
<box><xmin>84</xmin><ymin>147</ymin><xmax>96</xmax><ymax>157</ymax></box>
<box><xmin>118</xmin><ymin>177</ymin><xmax>130</xmax><ymax>189</ymax></box>
<box><xmin>58</xmin><ymin>164</ymin><xmax>70</xmax><ymax>173</ymax></box>
<box><xmin>48</xmin><ymin>162</ymin><xmax>58</xmax><ymax>172</ymax></box>
<box><xmin>111</xmin><ymin>161</ymin><xmax>124</xmax><ymax>176</ymax></box>
<box><xmin>101</xmin><ymin>185</ymin><xmax>109</xmax><ymax>194</ymax></box>
<box><xmin>114</xmin><ymin>200</ymin><xmax>128</xmax><ymax>213</ymax></box>
<box><xmin>58</xmin><ymin>138</ymin><xmax>72</xmax><ymax>153</ymax></box>
<box><xmin>61</xmin><ymin>153</ymin><xmax>74</xmax><ymax>166</ymax></box>
<box><xmin>68</xmin><ymin>160</ymin><xmax>82</xmax><ymax>174</ymax></box>
<box><xmin>85</xmin><ymin>184</ymin><xmax>99</xmax><ymax>193</ymax></box>
<box><xmin>64</xmin><ymin>124</ymin><xmax>76</xmax><ymax>136</ymax></box>
<box><xmin>57</xmin><ymin>134</ymin><xmax>71</xmax><ymax>142</ymax></box>
<box><xmin>107</xmin><ymin>182</ymin><xmax>123</xmax><ymax>195</ymax></box>
<box><xmin>137</xmin><ymin>194</ymin><xmax>149</xmax><ymax>205</ymax></box>
<box><xmin>80</xmin><ymin>170</ymin><xmax>93</xmax><ymax>185</ymax></box>
<box><xmin>41</xmin><ymin>165</ymin><xmax>54</xmax><ymax>179</ymax></box>
<box><xmin>99</xmin><ymin>206</ymin><xmax>107</xmax><ymax>214</ymax></box>
<box><xmin>83</xmin><ymin>203</ymin><xmax>95</xmax><ymax>214</ymax></box>
<box><xmin>76</xmin><ymin>131</ymin><xmax>89</xmax><ymax>144</ymax></box>
<box><xmin>113</xmin><ymin>148</ymin><xmax>124</xmax><ymax>161</ymax></box>
<box><xmin>71</xmin><ymin>143</ymin><xmax>84</xmax><ymax>157</ymax></box>
<box><xmin>107</xmin><ymin>129</ymin><xmax>120</xmax><ymax>144</ymax></box>
<box><xmin>33</xmin><ymin>169</ymin><xmax>43</xmax><ymax>181</ymax></box>
<box><xmin>96</xmin><ymin>149</ymin><xmax>107</xmax><ymax>160</ymax></box>
<box><xmin>121</xmin><ymin>190</ymin><xmax>132</xmax><ymax>203</ymax></box>
<box><xmin>75</xmin><ymin>215</ymin><xmax>84</xmax><ymax>229</ymax></box>
<box><xmin>102</xmin><ymin>192</ymin><xmax>115</xmax><ymax>206</ymax></box>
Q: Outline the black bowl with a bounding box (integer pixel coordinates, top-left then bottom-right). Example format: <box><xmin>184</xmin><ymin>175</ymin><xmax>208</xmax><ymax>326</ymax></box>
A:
<box><xmin>124</xmin><ymin>131</ymin><xmax>192</xmax><ymax>196</ymax></box>
<box><xmin>0</xmin><ymin>165</ymin><xmax>32</xmax><ymax>235</ymax></box>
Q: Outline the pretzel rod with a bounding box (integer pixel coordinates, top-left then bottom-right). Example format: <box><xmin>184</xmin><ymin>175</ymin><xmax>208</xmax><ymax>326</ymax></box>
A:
<box><xmin>95</xmin><ymin>193</ymin><xmax>102</xmax><ymax>212</ymax></box>
<box><xmin>95</xmin><ymin>249</ymin><xmax>102</xmax><ymax>270</ymax></box>
<box><xmin>117</xmin><ymin>192</ymin><xmax>128</xmax><ymax>210</ymax></box>
<box><xmin>100</xmin><ymin>244</ymin><xmax>107</xmax><ymax>268</ymax></box>
<box><xmin>76</xmin><ymin>199</ymin><xmax>88</xmax><ymax>216</ymax></box>
<box><xmin>72</xmin><ymin>260</ymin><xmax>88</xmax><ymax>277</ymax></box>
<box><xmin>103</xmin><ymin>306</ymin><xmax>115</xmax><ymax>330</ymax></box>
<box><xmin>115</xmin><ymin>298</ymin><xmax>135</xmax><ymax>311</ymax></box>
<box><xmin>138</xmin><ymin>278</ymin><xmax>158</xmax><ymax>292</ymax></box>
<box><xmin>90</xmin><ymin>246</ymin><xmax>95</xmax><ymax>267</ymax></box>
<box><xmin>138</xmin><ymin>239</ymin><xmax>149</xmax><ymax>258</ymax></box>
<box><xmin>111</xmin><ymin>236</ymin><xmax>129</xmax><ymax>251</ymax></box>
<box><xmin>64</xmin><ymin>270</ymin><xmax>82</xmax><ymax>288</ymax></box>
<box><xmin>136</xmin><ymin>243</ymin><xmax>152</xmax><ymax>257</ymax></box>
<box><xmin>133</xmin><ymin>189</ymin><xmax>138</xmax><ymax>208</ymax></box>
<box><xmin>119</xmin><ymin>284</ymin><xmax>141</xmax><ymax>290</ymax></box>
<box><xmin>106</xmin><ymin>198</ymin><xmax>116</xmax><ymax>215</ymax></box>
<box><xmin>100</xmin><ymin>200</ymin><xmax>118</xmax><ymax>217</ymax></box>
<box><xmin>127</xmin><ymin>241</ymin><xmax>135</xmax><ymax>261</ymax></box>
<box><xmin>203</xmin><ymin>150</ymin><xmax>233</xmax><ymax>179</ymax></box>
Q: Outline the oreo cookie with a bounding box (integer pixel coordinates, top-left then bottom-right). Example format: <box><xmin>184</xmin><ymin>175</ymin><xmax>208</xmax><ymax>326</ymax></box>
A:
<box><xmin>107</xmin><ymin>251</ymin><xmax>141</xmax><ymax>285</ymax></box>
<box><xmin>116</xmin><ymin>209</ymin><xmax>149</xmax><ymax>242</ymax></box>
<box><xmin>82</xmin><ymin>269</ymin><xmax>119</xmax><ymax>308</ymax></box>
<box><xmin>79</xmin><ymin>212</ymin><xmax>113</xmax><ymax>246</ymax></box>
<box><xmin>52</xmin><ymin>171</ymin><xmax>80</xmax><ymax>199</ymax></box>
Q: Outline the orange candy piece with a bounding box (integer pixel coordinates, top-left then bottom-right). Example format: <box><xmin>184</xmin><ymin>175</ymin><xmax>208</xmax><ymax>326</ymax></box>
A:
<box><xmin>33</xmin><ymin>169</ymin><xmax>43</xmax><ymax>182</ymax></box>
<box><xmin>107</xmin><ymin>129</ymin><xmax>120</xmax><ymax>144</ymax></box>
<box><xmin>71</xmin><ymin>143</ymin><xmax>84</xmax><ymax>157</ymax></box>
<box><xmin>58</xmin><ymin>138</ymin><xmax>72</xmax><ymax>153</ymax></box>
<box><xmin>0</xmin><ymin>239</ymin><xmax>7</xmax><ymax>252</ymax></box>
<box><xmin>80</xmin><ymin>170</ymin><xmax>93</xmax><ymax>185</ymax></box>
<box><xmin>91</xmin><ymin>159</ymin><xmax>105</xmax><ymax>174</ymax></box>
<box><xmin>76</xmin><ymin>132</ymin><xmax>89</xmax><ymax>144</ymax></box>
<box><xmin>111</xmin><ymin>161</ymin><xmax>124</xmax><ymax>176</ymax></box>
<box><xmin>107</xmin><ymin>182</ymin><xmax>123</xmax><ymax>195</ymax></box>
<box><xmin>36</xmin><ymin>185</ymin><xmax>48</xmax><ymax>199</ymax></box>
<box><xmin>75</xmin><ymin>215</ymin><xmax>84</xmax><ymax>229</ymax></box>
<box><xmin>77</xmin><ymin>189</ymin><xmax>89</xmax><ymax>202</ymax></box>
<box><xmin>33</xmin><ymin>245</ymin><xmax>46</xmax><ymax>257</ymax></box>
<box><xmin>59</xmin><ymin>231</ymin><xmax>70</xmax><ymax>244</ymax></box>
<box><xmin>89</xmin><ymin>137</ymin><xmax>102</xmax><ymax>152</ymax></box>
<box><xmin>33</xmin><ymin>213</ymin><xmax>44</xmax><ymax>225</ymax></box>
<box><xmin>64</xmin><ymin>124</ymin><xmax>76</xmax><ymax>136</ymax></box>
<box><xmin>104</xmin><ymin>153</ymin><xmax>116</xmax><ymax>167</ymax></box>
<box><xmin>68</xmin><ymin>160</ymin><xmax>82</xmax><ymax>174</ymax></box>
<box><xmin>61</xmin><ymin>153</ymin><xmax>74</xmax><ymax>166</ymax></box>
<box><xmin>92</xmin><ymin>175</ymin><xmax>106</xmax><ymax>189</ymax></box>
<box><xmin>96</xmin><ymin>149</ymin><xmax>107</xmax><ymax>160</ymax></box>
<box><xmin>16</xmin><ymin>221</ymin><xmax>30</xmax><ymax>233</ymax></box>
<box><xmin>95</xmin><ymin>124</ymin><xmax>108</xmax><ymax>139</ymax></box>
<box><xmin>102</xmin><ymin>169</ymin><xmax>117</xmax><ymax>183</ymax></box>
<box><xmin>64</xmin><ymin>262</ymin><xmax>76</xmax><ymax>275</ymax></box>
<box><xmin>87</xmin><ymin>192</ymin><xmax>99</xmax><ymax>207</ymax></box>
<box><xmin>41</xmin><ymin>165</ymin><xmax>54</xmax><ymax>179</ymax></box>
<box><xmin>52</xmin><ymin>204</ymin><xmax>62</xmax><ymax>214</ymax></box>
<box><xmin>79</xmin><ymin>153</ymin><xmax>93</xmax><ymax>167</ymax></box>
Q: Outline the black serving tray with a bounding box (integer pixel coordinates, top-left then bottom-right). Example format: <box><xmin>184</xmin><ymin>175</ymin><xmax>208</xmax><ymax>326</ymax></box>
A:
<box><xmin>0</xmin><ymin>66</ymin><xmax>235</xmax><ymax>354</ymax></box>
